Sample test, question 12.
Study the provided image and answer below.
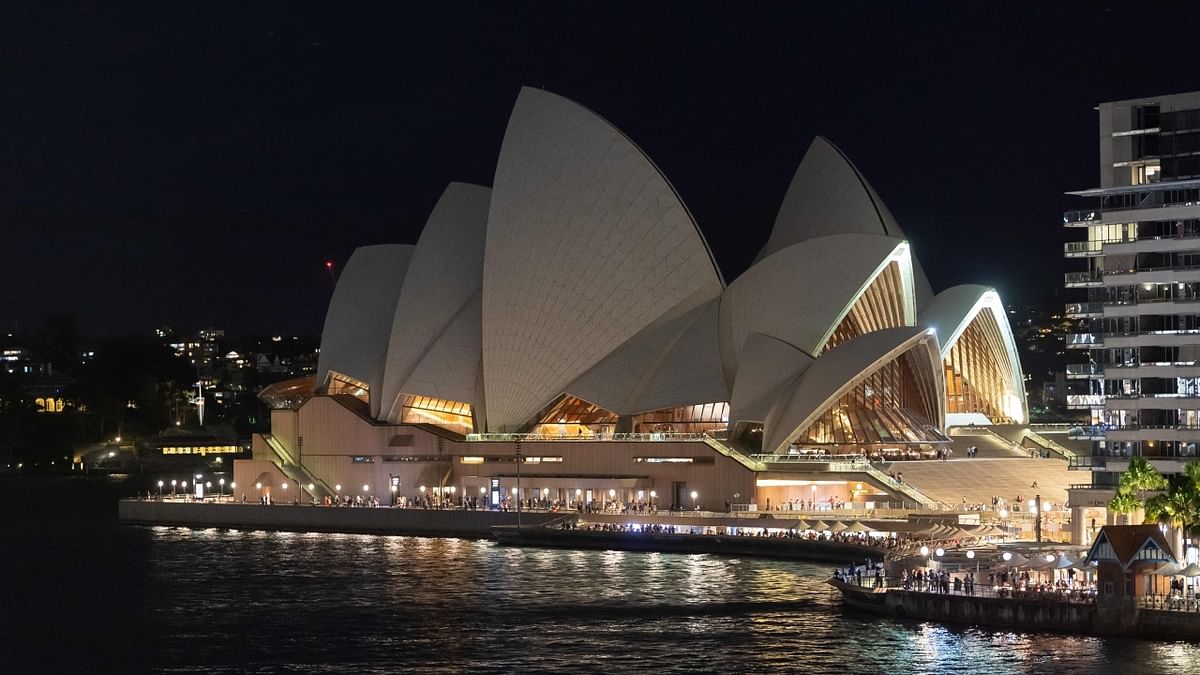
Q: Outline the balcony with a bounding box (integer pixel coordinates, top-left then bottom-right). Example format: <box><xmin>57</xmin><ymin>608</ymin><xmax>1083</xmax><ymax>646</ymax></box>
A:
<box><xmin>1065</xmin><ymin>302</ymin><xmax>1104</xmax><ymax>318</ymax></box>
<box><xmin>1064</xmin><ymin>240</ymin><xmax>1104</xmax><ymax>257</ymax></box>
<box><xmin>1063</xmin><ymin>210</ymin><xmax>1102</xmax><ymax>227</ymax></box>
<box><xmin>1067</xmin><ymin>394</ymin><xmax>1105</xmax><ymax>408</ymax></box>
<box><xmin>1067</xmin><ymin>425</ymin><xmax>1106</xmax><ymax>440</ymax></box>
<box><xmin>1068</xmin><ymin>456</ymin><xmax>1105</xmax><ymax>470</ymax></box>
<box><xmin>1066</xmin><ymin>333</ymin><xmax>1102</xmax><ymax>349</ymax></box>
<box><xmin>1065</xmin><ymin>363</ymin><xmax>1103</xmax><ymax>379</ymax></box>
<box><xmin>1065</xmin><ymin>270</ymin><xmax>1103</xmax><ymax>287</ymax></box>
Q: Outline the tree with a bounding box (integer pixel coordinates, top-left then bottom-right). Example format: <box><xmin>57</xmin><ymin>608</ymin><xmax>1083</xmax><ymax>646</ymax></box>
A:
<box><xmin>1145</xmin><ymin>460</ymin><xmax>1200</xmax><ymax>557</ymax></box>
<box><xmin>1108</xmin><ymin>455</ymin><xmax>1167</xmax><ymax>523</ymax></box>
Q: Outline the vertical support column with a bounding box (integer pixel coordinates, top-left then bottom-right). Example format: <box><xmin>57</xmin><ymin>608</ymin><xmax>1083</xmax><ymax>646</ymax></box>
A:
<box><xmin>1071</xmin><ymin>505</ymin><xmax>1087</xmax><ymax>546</ymax></box>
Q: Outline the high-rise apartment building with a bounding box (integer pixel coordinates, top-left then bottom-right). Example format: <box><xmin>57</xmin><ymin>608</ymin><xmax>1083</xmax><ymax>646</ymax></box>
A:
<box><xmin>1066</xmin><ymin>91</ymin><xmax>1200</xmax><ymax>538</ymax></box>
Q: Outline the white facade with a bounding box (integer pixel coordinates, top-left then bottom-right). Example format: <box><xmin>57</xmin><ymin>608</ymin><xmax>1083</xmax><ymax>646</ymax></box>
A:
<box><xmin>309</xmin><ymin>87</ymin><xmax>1026</xmax><ymax>457</ymax></box>
<box><xmin>1066</xmin><ymin>91</ymin><xmax>1200</xmax><ymax>490</ymax></box>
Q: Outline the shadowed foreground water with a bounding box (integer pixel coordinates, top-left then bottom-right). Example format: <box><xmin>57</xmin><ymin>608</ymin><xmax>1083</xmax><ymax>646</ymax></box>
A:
<box><xmin>3</xmin><ymin>476</ymin><xmax>1200</xmax><ymax>673</ymax></box>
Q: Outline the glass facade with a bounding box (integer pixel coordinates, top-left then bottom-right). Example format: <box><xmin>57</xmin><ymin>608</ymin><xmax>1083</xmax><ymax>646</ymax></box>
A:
<box><xmin>794</xmin><ymin>350</ymin><xmax>943</xmax><ymax>446</ymax></box>
<box><xmin>823</xmin><ymin>260</ymin><xmax>908</xmax><ymax>352</ymax></box>
<box><xmin>399</xmin><ymin>395</ymin><xmax>474</xmax><ymax>435</ymax></box>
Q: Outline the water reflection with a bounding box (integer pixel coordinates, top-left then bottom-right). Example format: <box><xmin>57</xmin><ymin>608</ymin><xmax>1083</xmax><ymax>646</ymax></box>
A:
<box><xmin>120</xmin><ymin>528</ymin><xmax>1200</xmax><ymax>672</ymax></box>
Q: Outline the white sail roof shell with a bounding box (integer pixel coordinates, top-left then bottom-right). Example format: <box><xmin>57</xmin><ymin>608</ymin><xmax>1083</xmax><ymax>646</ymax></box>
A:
<box><xmin>919</xmin><ymin>284</ymin><xmax>1029</xmax><ymax>424</ymax></box>
<box><xmin>759</xmin><ymin>136</ymin><xmax>934</xmax><ymax>310</ymax></box>
<box><xmin>718</xmin><ymin>234</ymin><xmax>915</xmax><ymax>386</ymax></box>
<box><xmin>379</xmin><ymin>182</ymin><xmax>490</xmax><ymax>420</ymax></box>
<box><xmin>315</xmin><ymin>244</ymin><xmax>415</xmax><ymax>419</ymax></box>
<box><xmin>761</xmin><ymin>327</ymin><xmax>945</xmax><ymax>455</ymax></box>
<box><xmin>482</xmin><ymin>87</ymin><xmax>724</xmax><ymax>430</ymax></box>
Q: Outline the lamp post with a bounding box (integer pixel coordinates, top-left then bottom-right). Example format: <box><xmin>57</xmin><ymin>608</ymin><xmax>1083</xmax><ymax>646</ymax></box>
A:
<box><xmin>1034</xmin><ymin>494</ymin><xmax>1043</xmax><ymax>543</ymax></box>
<box><xmin>650</xmin><ymin>490</ymin><xmax>656</xmax><ymax>509</ymax></box>
<box><xmin>157</xmin><ymin>480</ymin><xmax>163</xmax><ymax>498</ymax></box>
<box><xmin>691</xmin><ymin>490</ymin><xmax>699</xmax><ymax>511</ymax></box>
<box><xmin>171</xmin><ymin>479</ymin><xmax>177</xmax><ymax>497</ymax></box>
<box><xmin>335</xmin><ymin>484</ymin><xmax>342</xmax><ymax>504</ymax></box>
<box><xmin>218</xmin><ymin>478</ymin><xmax>225</xmax><ymax>499</ymax></box>
<box><xmin>515</xmin><ymin>444</ymin><xmax>522</xmax><ymax>528</ymax></box>
<box><xmin>256</xmin><ymin>482</ymin><xmax>263</xmax><ymax>503</ymax></box>
<box><xmin>230</xmin><ymin>482</ymin><xmax>236</xmax><ymax>501</ymax></box>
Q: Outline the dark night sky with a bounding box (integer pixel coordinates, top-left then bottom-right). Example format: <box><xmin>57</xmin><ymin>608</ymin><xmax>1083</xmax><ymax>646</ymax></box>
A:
<box><xmin>3</xmin><ymin>2</ymin><xmax>1199</xmax><ymax>337</ymax></box>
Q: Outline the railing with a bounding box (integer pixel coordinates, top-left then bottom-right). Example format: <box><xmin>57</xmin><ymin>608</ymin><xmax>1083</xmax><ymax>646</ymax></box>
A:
<box><xmin>1065</xmin><ymin>363</ymin><xmax>1103</xmax><ymax>377</ymax></box>
<box><xmin>1064</xmin><ymin>270</ymin><xmax>1103</xmax><ymax>285</ymax></box>
<box><xmin>751</xmin><ymin>453</ymin><xmax>868</xmax><ymax>464</ymax></box>
<box><xmin>1065</xmin><ymin>302</ymin><xmax>1104</xmax><ymax>316</ymax></box>
<box><xmin>466</xmin><ymin>431</ymin><xmax>712</xmax><ymax>443</ymax></box>
<box><xmin>701</xmin><ymin>435</ymin><xmax>764</xmax><ymax>472</ymax></box>
<box><xmin>1066</xmin><ymin>333</ymin><xmax>1102</xmax><ymax>347</ymax></box>
<box><xmin>1066</xmin><ymin>394</ymin><xmax>1104</xmax><ymax>407</ymax></box>
<box><xmin>1023</xmin><ymin>429</ymin><xmax>1077</xmax><ymax>462</ymax></box>
<box><xmin>1063</xmin><ymin>210</ymin><xmax>1102</xmax><ymax>225</ymax></box>
<box><xmin>1067</xmin><ymin>425</ymin><xmax>1106</xmax><ymax>440</ymax></box>
<box><xmin>1105</xmin><ymin>262</ymin><xmax>1200</xmax><ymax>276</ymax></box>
<box><xmin>1064</xmin><ymin>240</ymin><xmax>1104</xmax><ymax>255</ymax></box>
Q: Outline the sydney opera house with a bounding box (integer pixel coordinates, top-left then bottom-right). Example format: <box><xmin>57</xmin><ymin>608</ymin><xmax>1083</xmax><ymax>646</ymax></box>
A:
<box><xmin>234</xmin><ymin>88</ymin><xmax>1027</xmax><ymax>511</ymax></box>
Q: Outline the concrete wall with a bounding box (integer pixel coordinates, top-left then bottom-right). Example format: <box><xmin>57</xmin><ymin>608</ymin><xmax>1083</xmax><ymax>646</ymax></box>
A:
<box><xmin>245</xmin><ymin>395</ymin><xmax>757</xmax><ymax>510</ymax></box>
<box><xmin>118</xmin><ymin>500</ymin><xmax>561</xmax><ymax>537</ymax></box>
<box><xmin>893</xmin><ymin>591</ymin><xmax>1095</xmax><ymax>632</ymax></box>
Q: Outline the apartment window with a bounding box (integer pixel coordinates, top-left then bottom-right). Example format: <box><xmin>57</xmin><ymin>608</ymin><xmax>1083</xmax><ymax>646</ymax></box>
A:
<box><xmin>351</xmin><ymin>456</ymin><xmax>375</xmax><ymax>464</ymax></box>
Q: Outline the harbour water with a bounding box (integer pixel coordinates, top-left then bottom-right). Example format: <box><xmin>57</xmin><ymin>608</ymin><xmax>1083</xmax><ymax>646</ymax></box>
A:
<box><xmin>4</xmin><ymin>475</ymin><xmax>1199</xmax><ymax>673</ymax></box>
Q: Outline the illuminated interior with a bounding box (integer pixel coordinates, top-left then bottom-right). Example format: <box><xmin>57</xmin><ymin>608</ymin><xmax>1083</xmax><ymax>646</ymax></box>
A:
<box><xmin>632</xmin><ymin>401</ymin><xmax>729</xmax><ymax>434</ymax></box>
<box><xmin>944</xmin><ymin>307</ymin><xmax>1023</xmax><ymax>423</ymax></box>
<box><xmin>822</xmin><ymin>259</ymin><xmax>909</xmax><ymax>353</ymax></box>
<box><xmin>794</xmin><ymin>348</ymin><xmax>944</xmax><ymax>446</ymax></box>
<box><xmin>326</xmin><ymin>371</ymin><xmax>370</xmax><ymax>405</ymax></box>
<box><xmin>35</xmin><ymin>397</ymin><xmax>65</xmax><ymax>413</ymax></box>
<box><xmin>399</xmin><ymin>395</ymin><xmax>475</xmax><ymax>435</ymax></box>
<box><xmin>257</xmin><ymin>376</ymin><xmax>316</xmax><ymax>410</ymax></box>
<box><xmin>528</xmin><ymin>394</ymin><xmax>617</xmax><ymax>436</ymax></box>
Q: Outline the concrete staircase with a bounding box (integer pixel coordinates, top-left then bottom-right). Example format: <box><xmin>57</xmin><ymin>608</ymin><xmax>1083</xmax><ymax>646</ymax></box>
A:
<box><xmin>881</xmin><ymin>457</ymin><xmax>1073</xmax><ymax>508</ymax></box>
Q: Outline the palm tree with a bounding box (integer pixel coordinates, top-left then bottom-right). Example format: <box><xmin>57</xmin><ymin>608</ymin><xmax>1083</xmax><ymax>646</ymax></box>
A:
<box><xmin>1145</xmin><ymin>460</ymin><xmax>1200</xmax><ymax>557</ymax></box>
<box><xmin>1108</xmin><ymin>456</ymin><xmax>1167</xmax><ymax>524</ymax></box>
<box><xmin>1109</xmin><ymin>489</ymin><xmax>1142</xmax><ymax>525</ymax></box>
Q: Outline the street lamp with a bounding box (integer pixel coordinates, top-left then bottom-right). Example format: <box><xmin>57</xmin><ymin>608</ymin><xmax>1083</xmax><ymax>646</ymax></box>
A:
<box><xmin>920</xmin><ymin>545</ymin><xmax>930</xmax><ymax>557</ymax></box>
<box><xmin>218</xmin><ymin>478</ymin><xmax>225</xmax><ymax>498</ymax></box>
<box><xmin>691</xmin><ymin>490</ymin><xmax>699</xmax><ymax>510</ymax></box>
<box><xmin>171</xmin><ymin>479</ymin><xmax>177</xmax><ymax>496</ymax></box>
<box><xmin>362</xmin><ymin>484</ymin><xmax>369</xmax><ymax>493</ymax></box>
<box><xmin>157</xmin><ymin>480</ymin><xmax>164</xmax><ymax>497</ymax></box>
<box><xmin>935</xmin><ymin>548</ymin><xmax>945</xmax><ymax>558</ymax></box>
<box><xmin>256</xmin><ymin>482</ymin><xmax>263</xmax><ymax>503</ymax></box>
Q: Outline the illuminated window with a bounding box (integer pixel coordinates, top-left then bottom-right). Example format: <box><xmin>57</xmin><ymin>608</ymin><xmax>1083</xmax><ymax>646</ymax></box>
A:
<box><xmin>634</xmin><ymin>456</ymin><xmax>714</xmax><ymax>464</ymax></box>
<box><xmin>632</xmin><ymin>402</ymin><xmax>728</xmax><ymax>434</ymax></box>
<box><xmin>528</xmin><ymin>395</ymin><xmax>616</xmax><ymax>436</ymax></box>
<box><xmin>400</xmin><ymin>395</ymin><xmax>474</xmax><ymax>435</ymax></box>
<box><xmin>351</xmin><ymin>456</ymin><xmax>375</xmax><ymax>464</ymax></box>
<box><xmin>326</xmin><ymin>371</ymin><xmax>370</xmax><ymax>404</ymax></box>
